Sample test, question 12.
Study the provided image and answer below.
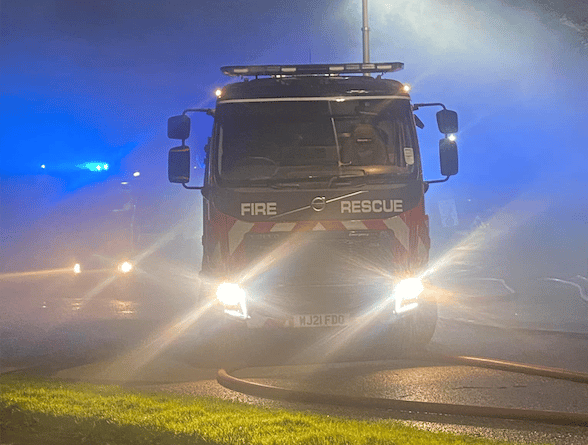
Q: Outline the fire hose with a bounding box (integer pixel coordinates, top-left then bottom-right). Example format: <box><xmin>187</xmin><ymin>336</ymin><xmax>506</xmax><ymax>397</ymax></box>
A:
<box><xmin>217</xmin><ymin>352</ymin><xmax>588</xmax><ymax>427</ymax></box>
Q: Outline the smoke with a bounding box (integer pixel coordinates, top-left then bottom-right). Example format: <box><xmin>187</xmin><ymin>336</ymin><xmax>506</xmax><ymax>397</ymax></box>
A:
<box><xmin>327</xmin><ymin>0</ymin><xmax>588</xmax><ymax>293</ymax></box>
<box><xmin>368</xmin><ymin>1</ymin><xmax>588</xmax><ymax>178</ymax></box>
<box><xmin>334</xmin><ymin>0</ymin><xmax>587</xmax><ymax>94</ymax></box>
<box><xmin>2</xmin><ymin>0</ymin><xmax>586</xmax><ymax>322</ymax></box>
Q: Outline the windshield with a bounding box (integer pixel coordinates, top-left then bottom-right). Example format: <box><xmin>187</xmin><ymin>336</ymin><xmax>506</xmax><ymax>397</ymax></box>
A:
<box><xmin>216</xmin><ymin>98</ymin><xmax>417</xmax><ymax>184</ymax></box>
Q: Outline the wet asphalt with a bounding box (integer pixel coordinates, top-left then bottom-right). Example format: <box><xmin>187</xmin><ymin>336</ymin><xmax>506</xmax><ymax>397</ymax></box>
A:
<box><xmin>2</xmin><ymin>276</ymin><xmax>588</xmax><ymax>445</ymax></box>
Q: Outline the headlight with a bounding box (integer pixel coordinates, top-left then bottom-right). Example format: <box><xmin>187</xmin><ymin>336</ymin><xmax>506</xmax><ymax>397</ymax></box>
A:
<box><xmin>393</xmin><ymin>277</ymin><xmax>423</xmax><ymax>314</ymax></box>
<box><xmin>73</xmin><ymin>263</ymin><xmax>82</xmax><ymax>274</ymax></box>
<box><xmin>216</xmin><ymin>282</ymin><xmax>248</xmax><ymax>319</ymax></box>
<box><xmin>118</xmin><ymin>261</ymin><xmax>133</xmax><ymax>274</ymax></box>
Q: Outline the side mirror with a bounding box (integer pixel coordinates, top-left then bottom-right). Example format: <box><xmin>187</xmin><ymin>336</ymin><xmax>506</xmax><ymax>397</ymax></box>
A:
<box><xmin>167</xmin><ymin>115</ymin><xmax>191</xmax><ymax>140</ymax></box>
<box><xmin>439</xmin><ymin>138</ymin><xmax>458</xmax><ymax>176</ymax></box>
<box><xmin>168</xmin><ymin>145</ymin><xmax>190</xmax><ymax>183</ymax></box>
<box><xmin>436</xmin><ymin>109</ymin><xmax>458</xmax><ymax>134</ymax></box>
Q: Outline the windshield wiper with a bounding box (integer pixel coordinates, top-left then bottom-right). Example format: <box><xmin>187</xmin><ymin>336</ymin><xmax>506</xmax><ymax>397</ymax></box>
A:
<box><xmin>268</xmin><ymin>173</ymin><xmax>350</xmax><ymax>189</ymax></box>
<box><xmin>328</xmin><ymin>173</ymin><xmax>408</xmax><ymax>188</ymax></box>
<box><xmin>266</xmin><ymin>171</ymin><xmax>337</xmax><ymax>186</ymax></box>
<box><xmin>240</xmin><ymin>173</ymin><xmax>393</xmax><ymax>189</ymax></box>
<box><xmin>269</xmin><ymin>181</ymin><xmax>301</xmax><ymax>189</ymax></box>
<box><xmin>327</xmin><ymin>172</ymin><xmax>367</xmax><ymax>188</ymax></box>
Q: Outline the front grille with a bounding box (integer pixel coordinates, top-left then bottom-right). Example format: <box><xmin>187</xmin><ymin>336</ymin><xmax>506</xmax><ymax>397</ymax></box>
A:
<box><xmin>257</xmin><ymin>282</ymin><xmax>389</xmax><ymax>315</ymax></box>
<box><xmin>242</xmin><ymin>230</ymin><xmax>400</xmax><ymax>315</ymax></box>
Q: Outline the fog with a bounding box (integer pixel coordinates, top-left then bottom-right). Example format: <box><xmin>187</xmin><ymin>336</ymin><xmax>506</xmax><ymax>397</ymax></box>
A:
<box><xmin>328</xmin><ymin>0</ymin><xmax>588</xmax><ymax>300</ymax></box>
<box><xmin>1</xmin><ymin>0</ymin><xmax>587</xmax><ymax>331</ymax></box>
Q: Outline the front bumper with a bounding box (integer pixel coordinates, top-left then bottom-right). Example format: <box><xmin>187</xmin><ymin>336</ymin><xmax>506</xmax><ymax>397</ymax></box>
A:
<box><xmin>214</xmin><ymin>278</ymin><xmax>425</xmax><ymax>331</ymax></box>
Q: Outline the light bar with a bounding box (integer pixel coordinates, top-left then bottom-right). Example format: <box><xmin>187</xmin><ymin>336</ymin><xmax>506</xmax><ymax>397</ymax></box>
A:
<box><xmin>221</xmin><ymin>62</ymin><xmax>404</xmax><ymax>77</ymax></box>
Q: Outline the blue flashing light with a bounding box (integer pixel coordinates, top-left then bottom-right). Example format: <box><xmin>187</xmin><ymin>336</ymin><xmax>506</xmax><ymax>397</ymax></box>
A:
<box><xmin>77</xmin><ymin>162</ymin><xmax>110</xmax><ymax>172</ymax></box>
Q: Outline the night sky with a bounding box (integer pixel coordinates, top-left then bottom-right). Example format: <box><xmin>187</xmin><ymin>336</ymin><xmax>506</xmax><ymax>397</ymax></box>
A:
<box><xmin>1</xmin><ymin>0</ymin><xmax>587</xmax><ymax>276</ymax></box>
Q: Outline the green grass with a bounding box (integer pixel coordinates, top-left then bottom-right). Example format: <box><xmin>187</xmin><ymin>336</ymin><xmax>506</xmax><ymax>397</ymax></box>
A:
<box><xmin>0</xmin><ymin>374</ymin><xmax>514</xmax><ymax>445</ymax></box>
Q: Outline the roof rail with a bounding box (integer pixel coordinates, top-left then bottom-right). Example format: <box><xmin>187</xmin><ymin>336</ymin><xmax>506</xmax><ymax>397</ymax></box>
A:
<box><xmin>221</xmin><ymin>62</ymin><xmax>404</xmax><ymax>77</ymax></box>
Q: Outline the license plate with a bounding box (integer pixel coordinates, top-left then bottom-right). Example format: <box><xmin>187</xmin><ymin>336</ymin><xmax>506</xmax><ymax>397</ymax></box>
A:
<box><xmin>294</xmin><ymin>314</ymin><xmax>350</xmax><ymax>328</ymax></box>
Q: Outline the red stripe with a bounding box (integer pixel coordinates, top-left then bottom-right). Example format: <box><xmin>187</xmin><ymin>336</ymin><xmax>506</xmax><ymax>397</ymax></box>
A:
<box><xmin>321</xmin><ymin>220</ymin><xmax>347</xmax><ymax>231</ymax></box>
<box><xmin>292</xmin><ymin>221</ymin><xmax>316</xmax><ymax>232</ymax></box>
<box><xmin>251</xmin><ymin>222</ymin><xmax>275</xmax><ymax>233</ymax></box>
<box><xmin>361</xmin><ymin>219</ymin><xmax>388</xmax><ymax>230</ymax></box>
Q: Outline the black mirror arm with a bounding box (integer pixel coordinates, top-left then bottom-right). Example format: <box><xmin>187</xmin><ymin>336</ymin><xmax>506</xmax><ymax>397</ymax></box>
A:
<box><xmin>183</xmin><ymin>108</ymin><xmax>215</xmax><ymax>117</ymax></box>
<box><xmin>425</xmin><ymin>175</ymin><xmax>451</xmax><ymax>185</ymax></box>
<box><xmin>182</xmin><ymin>183</ymin><xmax>204</xmax><ymax>190</ymax></box>
<box><xmin>412</xmin><ymin>103</ymin><xmax>447</xmax><ymax>111</ymax></box>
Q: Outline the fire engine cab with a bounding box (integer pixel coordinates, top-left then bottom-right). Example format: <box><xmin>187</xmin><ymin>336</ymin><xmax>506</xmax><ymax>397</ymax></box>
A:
<box><xmin>167</xmin><ymin>62</ymin><xmax>458</xmax><ymax>356</ymax></box>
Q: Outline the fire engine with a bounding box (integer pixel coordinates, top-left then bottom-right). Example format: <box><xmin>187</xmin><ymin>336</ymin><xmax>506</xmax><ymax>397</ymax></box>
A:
<box><xmin>168</xmin><ymin>62</ymin><xmax>458</xmax><ymax>356</ymax></box>
<box><xmin>166</xmin><ymin>61</ymin><xmax>458</xmax><ymax>357</ymax></box>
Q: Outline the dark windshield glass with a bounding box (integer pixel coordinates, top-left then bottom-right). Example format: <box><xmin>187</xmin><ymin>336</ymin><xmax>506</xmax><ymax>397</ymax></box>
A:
<box><xmin>216</xmin><ymin>99</ymin><xmax>416</xmax><ymax>183</ymax></box>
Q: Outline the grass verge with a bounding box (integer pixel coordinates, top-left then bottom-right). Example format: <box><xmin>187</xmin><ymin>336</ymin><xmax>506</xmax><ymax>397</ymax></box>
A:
<box><xmin>1</xmin><ymin>374</ymin><xmax>514</xmax><ymax>445</ymax></box>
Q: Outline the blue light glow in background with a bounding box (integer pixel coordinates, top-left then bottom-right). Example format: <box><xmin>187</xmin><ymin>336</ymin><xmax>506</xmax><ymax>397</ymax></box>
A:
<box><xmin>1</xmin><ymin>0</ymin><xmax>586</xmax><ymax>280</ymax></box>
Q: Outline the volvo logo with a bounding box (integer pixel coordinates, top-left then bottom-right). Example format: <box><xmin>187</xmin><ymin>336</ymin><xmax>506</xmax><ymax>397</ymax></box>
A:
<box><xmin>311</xmin><ymin>196</ymin><xmax>327</xmax><ymax>212</ymax></box>
<box><xmin>269</xmin><ymin>191</ymin><xmax>367</xmax><ymax>219</ymax></box>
